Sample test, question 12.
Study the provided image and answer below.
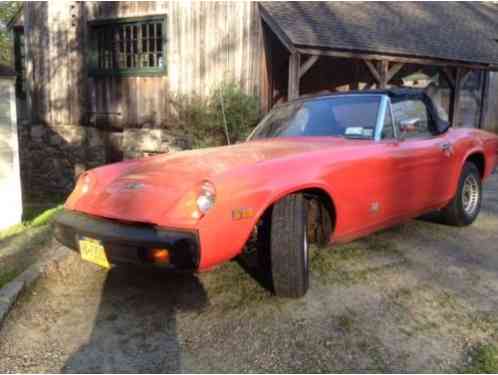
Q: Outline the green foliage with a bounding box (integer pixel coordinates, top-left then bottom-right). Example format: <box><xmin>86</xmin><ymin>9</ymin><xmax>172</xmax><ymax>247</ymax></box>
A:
<box><xmin>0</xmin><ymin>2</ymin><xmax>21</xmax><ymax>66</ymax></box>
<box><xmin>211</xmin><ymin>82</ymin><xmax>260</xmax><ymax>144</ymax></box>
<box><xmin>0</xmin><ymin>268</ymin><xmax>18</xmax><ymax>289</ymax></box>
<box><xmin>464</xmin><ymin>343</ymin><xmax>498</xmax><ymax>373</ymax></box>
<box><xmin>169</xmin><ymin>81</ymin><xmax>261</xmax><ymax>148</ymax></box>
<box><xmin>0</xmin><ymin>204</ymin><xmax>62</xmax><ymax>241</ymax></box>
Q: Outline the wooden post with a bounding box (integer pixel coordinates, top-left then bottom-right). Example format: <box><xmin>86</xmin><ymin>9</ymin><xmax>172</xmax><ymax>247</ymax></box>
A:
<box><xmin>299</xmin><ymin>55</ymin><xmax>319</xmax><ymax>79</ymax></box>
<box><xmin>364</xmin><ymin>60</ymin><xmax>402</xmax><ymax>88</ymax></box>
<box><xmin>288</xmin><ymin>52</ymin><xmax>300</xmax><ymax>100</ymax></box>
<box><xmin>378</xmin><ymin>60</ymin><xmax>389</xmax><ymax>88</ymax></box>
<box><xmin>478</xmin><ymin>71</ymin><xmax>490</xmax><ymax>129</ymax></box>
<box><xmin>452</xmin><ymin>68</ymin><xmax>464</xmax><ymax>127</ymax></box>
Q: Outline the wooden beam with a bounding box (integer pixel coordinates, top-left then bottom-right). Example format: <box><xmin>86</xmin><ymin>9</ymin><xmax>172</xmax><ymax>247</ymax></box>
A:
<box><xmin>296</xmin><ymin>47</ymin><xmax>497</xmax><ymax>71</ymax></box>
<box><xmin>386</xmin><ymin>62</ymin><xmax>404</xmax><ymax>82</ymax></box>
<box><xmin>442</xmin><ymin>67</ymin><xmax>456</xmax><ymax>89</ymax></box>
<box><xmin>288</xmin><ymin>52</ymin><xmax>300</xmax><ymax>100</ymax></box>
<box><xmin>364</xmin><ymin>60</ymin><xmax>381</xmax><ymax>84</ymax></box>
<box><xmin>460</xmin><ymin>69</ymin><xmax>472</xmax><ymax>87</ymax></box>
<box><xmin>478</xmin><ymin>71</ymin><xmax>490</xmax><ymax>129</ymax></box>
<box><xmin>260</xmin><ymin>18</ymin><xmax>274</xmax><ymax>111</ymax></box>
<box><xmin>299</xmin><ymin>55</ymin><xmax>319</xmax><ymax>79</ymax></box>
<box><xmin>259</xmin><ymin>5</ymin><xmax>296</xmax><ymax>53</ymax></box>
<box><xmin>451</xmin><ymin>67</ymin><xmax>466</xmax><ymax>127</ymax></box>
<box><xmin>378</xmin><ymin>60</ymin><xmax>389</xmax><ymax>88</ymax></box>
<box><xmin>352</xmin><ymin>60</ymin><xmax>361</xmax><ymax>90</ymax></box>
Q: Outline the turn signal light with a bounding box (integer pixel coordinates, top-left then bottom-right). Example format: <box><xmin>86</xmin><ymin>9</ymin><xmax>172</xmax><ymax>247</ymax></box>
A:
<box><xmin>148</xmin><ymin>248</ymin><xmax>171</xmax><ymax>264</ymax></box>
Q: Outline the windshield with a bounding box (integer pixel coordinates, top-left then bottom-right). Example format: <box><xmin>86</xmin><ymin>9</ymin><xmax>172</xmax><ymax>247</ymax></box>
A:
<box><xmin>249</xmin><ymin>95</ymin><xmax>382</xmax><ymax>140</ymax></box>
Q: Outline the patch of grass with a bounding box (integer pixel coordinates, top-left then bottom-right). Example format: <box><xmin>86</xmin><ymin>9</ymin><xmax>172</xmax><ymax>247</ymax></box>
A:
<box><xmin>0</xmin><ymin>204</ymin><xmax>62</xmax><ymax>241</ymax></box>
<box><xmin>30</xmin><ymin>205</ymin><xmax>63</xmax><ymax>227</ymax></box>
<box><xmin>463</xmin><ymin>343</ymin><xmax>498</xmax><ymax>373</ymax></box>
<box><xmin>337</xmin><ymin>312</ymin><xmax>355</xmax><ymax>333</ymax></box>
<box><xmin>0</xmin><ymin>268</ymin><xmax>19</xmax><ymax>289</ymax></box>
<box><xmin>310</xmin><ymin>234</ymin><xmax>404</xmax><ymax>285</ymax></box>
<box><xmin>201</xmin><ymin>261</ymin><xmax>273</xmax><ymax>312</ymax></box>
<box><xmin>0</xmin><ymin>204</ymin><xmax>62</xmax><ymax>290</ymax></box>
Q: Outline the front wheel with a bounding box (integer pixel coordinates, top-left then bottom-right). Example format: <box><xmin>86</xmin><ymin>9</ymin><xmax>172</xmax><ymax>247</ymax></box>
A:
<box><xmin>269</xmin><ymin>194</ymin><xmax>309</xmax><ymax>298</ymax></box>
<box><xmin>441</xmin><ymin>162</ymin><xmax>482</xmax><ymax>226</ymax></box>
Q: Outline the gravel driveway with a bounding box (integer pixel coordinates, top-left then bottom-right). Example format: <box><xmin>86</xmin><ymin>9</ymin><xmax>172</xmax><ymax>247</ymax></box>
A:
<box><xmin>1</xmin><ymin>174</ymin><xmax>498</xmax><ymax>373</ymax></box>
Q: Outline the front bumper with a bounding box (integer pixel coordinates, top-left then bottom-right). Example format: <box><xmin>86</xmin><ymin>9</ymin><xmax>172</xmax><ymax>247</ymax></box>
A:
<box><xmin>54</xmin><ymin>209</ymin><xmax>200</xmax><ymax>270</ymax></box>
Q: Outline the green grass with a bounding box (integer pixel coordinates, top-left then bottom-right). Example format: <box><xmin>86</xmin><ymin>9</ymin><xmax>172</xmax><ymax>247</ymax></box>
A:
<box><xmin>0</xmin><ymin>268</ymin><xmax>19</xmax><ymax>289</ymax></box>
<box><xmin>310</xmin><ymin>233</ymin><xmax>404</xmax><ymax>285</ymax></box>
<box><xmin>0</xmin><ymin>203</ymin><xmax>63</xmax><ymax>289</ymax></box>
<box><xmin>0</xmin><ymin>204</ymin><xmax>63</xmax><ymax>241</ymax></box>
<box><xmin>463</xmin><ymin>343</ymin><xmax>498</xmax><ymax>373</ymax></box>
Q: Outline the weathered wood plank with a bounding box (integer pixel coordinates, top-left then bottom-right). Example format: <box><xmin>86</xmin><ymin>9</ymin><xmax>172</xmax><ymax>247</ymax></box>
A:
<box><xmin>288</xmin><ymin>52</ymin><xmax>300</xmax><ymax>100</ymax></box>
<box><xmin>364</xmin><ymin>60</ymin><xmax>381</xmax><ymax>84</ymax></box>
<box><xmin>299</xmin><ymin>55</ymin><xmax>319</xmax><ymax>79</ymax></box>
<box><xmin>298</xmin><ymin>47</ymin><xmax>497</xmax><ymax>71</ymax></box>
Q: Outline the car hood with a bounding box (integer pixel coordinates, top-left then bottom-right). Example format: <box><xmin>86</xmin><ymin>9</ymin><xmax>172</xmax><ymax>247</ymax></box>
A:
<box><xmin>69</xmin><ymin>138</ymin><xmax>350</xmax><ymax>224</ymax></box>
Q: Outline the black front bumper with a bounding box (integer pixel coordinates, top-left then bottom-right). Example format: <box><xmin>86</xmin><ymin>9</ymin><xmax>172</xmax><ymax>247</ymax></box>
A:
<box><xmin>54</xmin><ymin>210</ymin><xmax>199</xmax><ymax>270</ymax></box>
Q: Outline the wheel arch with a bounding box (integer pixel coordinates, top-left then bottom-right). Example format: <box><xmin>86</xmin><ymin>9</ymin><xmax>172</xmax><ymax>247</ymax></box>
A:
<box><xmin>464</xmin><ymin>151</ymin><xmax>486</xmax><ymax>179</ymax></box>
<box><xmin>257</xmin><ymin>185</ymin><xmax>337</xmax><ymax>244</ymax></box>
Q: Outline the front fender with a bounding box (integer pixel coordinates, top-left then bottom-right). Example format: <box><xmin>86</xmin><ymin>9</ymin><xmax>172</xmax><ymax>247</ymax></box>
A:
<box><xmin>195</xmin><ymin>179</ymin><xmax>333</xmax><ymax>270</ymax></box>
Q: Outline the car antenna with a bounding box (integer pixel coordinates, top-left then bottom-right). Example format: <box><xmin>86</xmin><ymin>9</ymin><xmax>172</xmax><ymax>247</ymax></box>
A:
<box><xmin>219</xmin><ymin>89</ymin><xmax>231</xmax><ymax>145</ymax></box>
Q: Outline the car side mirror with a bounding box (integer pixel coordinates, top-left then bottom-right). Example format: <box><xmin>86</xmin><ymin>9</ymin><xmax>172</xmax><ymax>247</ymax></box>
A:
<box><xmin>399</xmin><ymin>118</ymin><xmax>419</xmax><ymax>134</ymax></box>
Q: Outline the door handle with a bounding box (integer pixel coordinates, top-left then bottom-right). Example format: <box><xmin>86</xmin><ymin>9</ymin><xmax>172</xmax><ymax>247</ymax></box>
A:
<box><xmin>440</xmin><ymin>142</ymin><xmax>453</xmax><ymax>155</ymax></box>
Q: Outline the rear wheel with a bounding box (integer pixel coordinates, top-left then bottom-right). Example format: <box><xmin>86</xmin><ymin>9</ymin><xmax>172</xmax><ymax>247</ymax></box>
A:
<box><xmin>441</xmin><ymin>162</ymin><xmax>482</xmax><ymax>226</ymax></box>
<box><xmin>268</xmin><ymin>194</ymin><xmax>309</xmax><ymax>298</ymax></box>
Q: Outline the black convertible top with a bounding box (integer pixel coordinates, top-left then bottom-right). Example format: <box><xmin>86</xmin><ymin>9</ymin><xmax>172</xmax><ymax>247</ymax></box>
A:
<box><xmin>287</xmin><ymin>87</ymin><xmax>450</xmax><ymax>135</ymax></box>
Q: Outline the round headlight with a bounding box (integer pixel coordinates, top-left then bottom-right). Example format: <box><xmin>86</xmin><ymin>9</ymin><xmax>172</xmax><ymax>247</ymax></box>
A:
<box><xmin>196</xmin><ymin>181</ymin><xmax>216</xmax><ymax>214</ymax></box>
<box><xmin>79</xmin><ymin>172</ymin><xmax>93</xmax><ymax>194</ymax></box>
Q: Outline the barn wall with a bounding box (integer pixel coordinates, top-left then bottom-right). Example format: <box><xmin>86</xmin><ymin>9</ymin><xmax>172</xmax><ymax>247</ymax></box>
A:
<box><xmin>21</xmin><ymin>1</ymin><xmax>264</xmax><ymax>198</ymax></box>
<box><xmin>85</xmin><ymin>2</ymin><xmax>169</xmax><ymax>129</ymax></box>
<box><xmin>482</xmin><ymin>72</ymin><xmax>498</xmax><ymax>134</ymax></box>
<box><xmin>168</xmin><ymin>1</ymin><xmax>261</xmax><ymax>98</ymax></box>
<box><xmin>86</xmin><ymin>1</ymin><xmax>262</xmax><ymax>129</ymax></box>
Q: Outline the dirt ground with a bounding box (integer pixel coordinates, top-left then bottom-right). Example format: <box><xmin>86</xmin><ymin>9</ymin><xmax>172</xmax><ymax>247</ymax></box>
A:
<box><xmin>1</xmin><ymin>174</ymin><xmax>498</xmax><ymax>373</ymax></box>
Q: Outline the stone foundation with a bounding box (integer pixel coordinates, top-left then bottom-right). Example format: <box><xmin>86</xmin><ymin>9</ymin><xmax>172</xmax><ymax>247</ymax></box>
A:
<box><xmin>19</xmin><ymin>124</ymin><xmax>191</xmax><ymax>201</ymax></box>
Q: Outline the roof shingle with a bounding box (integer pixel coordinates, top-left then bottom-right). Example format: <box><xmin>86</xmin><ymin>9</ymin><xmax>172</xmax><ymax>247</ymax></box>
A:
<box><xmin>261</xmin><ymin>2</ymin><xmax>498</xmax><ymax>66</ymax></box>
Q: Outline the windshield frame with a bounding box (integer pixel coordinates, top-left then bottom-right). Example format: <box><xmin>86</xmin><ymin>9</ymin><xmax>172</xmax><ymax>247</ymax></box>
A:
<box><xmin>247</xmin><ymin>94</ymin><xmax>390</xmax><ymax>142</ymax></box>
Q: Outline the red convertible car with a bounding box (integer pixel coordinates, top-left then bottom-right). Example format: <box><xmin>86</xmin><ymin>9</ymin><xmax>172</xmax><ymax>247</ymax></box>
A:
<box><xmin>55</xmin><ymin>89</ymin><xmax>498</xmax><ymax>297</ymax></box>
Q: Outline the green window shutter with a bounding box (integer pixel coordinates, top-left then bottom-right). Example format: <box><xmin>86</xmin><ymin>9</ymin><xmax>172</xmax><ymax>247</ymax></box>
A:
<box><xmin>88</xmin><ymin>15</ymin><xmax>167</xmax><ymax>77</ymax></box>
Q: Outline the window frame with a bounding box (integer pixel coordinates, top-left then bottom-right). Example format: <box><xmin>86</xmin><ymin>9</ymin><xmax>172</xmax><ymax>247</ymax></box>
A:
<box><xmin>390</xmin><ymin>97</ymin><xmax>435</xmax><ymax>140</ymax></box>
<box><xmin>88</xmin><ymin>14</ymin><xmax>167</xmax><ymax>77</ymax></box>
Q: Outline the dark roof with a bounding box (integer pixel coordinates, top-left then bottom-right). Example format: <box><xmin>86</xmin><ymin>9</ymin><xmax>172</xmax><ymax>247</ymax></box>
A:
<box><xmin>260</xmin><ymin>2</ymin><xmax>498</xmax><ymax>67</ymax></box>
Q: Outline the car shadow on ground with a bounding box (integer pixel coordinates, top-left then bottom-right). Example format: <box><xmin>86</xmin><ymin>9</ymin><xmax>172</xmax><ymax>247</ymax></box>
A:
<box><xmin>62</xmin><ymin>264</ymin><xmax>207</xmax><ymax>373</ymax></box>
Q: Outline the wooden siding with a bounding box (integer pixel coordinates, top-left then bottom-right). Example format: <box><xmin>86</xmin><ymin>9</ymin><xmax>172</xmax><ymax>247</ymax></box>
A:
<box><xmin>482</xmin><ymin>72</ymin><xmax>498</xmax><ymax>133</ymax></box>
<box><xmin>169</xmin><ymin>1</ymin><xmax>261</xmax><ymax>98</ymax></box>
<box><xmin>23</xmin><ymin>1</ymin><xmax>263</xmax><ymax>129</ymax></box>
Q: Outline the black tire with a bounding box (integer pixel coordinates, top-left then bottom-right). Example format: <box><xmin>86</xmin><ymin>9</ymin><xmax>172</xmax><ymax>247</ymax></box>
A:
<box><xmin>269</xmin><ymin>194</ymin><xmax>309</xmax><ymax>298</ymax></box>
<box><xmin>441</xmin><ymin>162</ymin><xmax>482</xmax><ymax>226</ymax></box>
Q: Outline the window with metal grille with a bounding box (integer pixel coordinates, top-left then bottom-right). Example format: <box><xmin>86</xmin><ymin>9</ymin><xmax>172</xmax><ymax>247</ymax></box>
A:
<box><xmin>89</xmin><ymin>15</ymin><xmax>166</xmax><ymax>76</ymax></box>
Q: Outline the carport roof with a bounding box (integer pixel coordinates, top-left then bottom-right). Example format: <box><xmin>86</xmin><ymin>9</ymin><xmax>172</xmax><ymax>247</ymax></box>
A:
<box><xmin>260</xmin><ymin>2</ymin><xmax>498</xmax><ymax>68</ymax></box>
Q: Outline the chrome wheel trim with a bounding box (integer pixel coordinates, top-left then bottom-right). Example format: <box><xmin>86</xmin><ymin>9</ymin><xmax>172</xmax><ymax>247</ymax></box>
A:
<box><xmin>462</xmin><ymin>174</ymin><xmax>480</xmax><ymax>216</ymax></box>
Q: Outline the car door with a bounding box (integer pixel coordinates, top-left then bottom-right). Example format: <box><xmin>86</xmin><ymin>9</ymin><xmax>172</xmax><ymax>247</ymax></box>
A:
<box><xmin>388</xmin><ymin>97</ymin><xmax>455</xmax><ymax>216</ymax></box>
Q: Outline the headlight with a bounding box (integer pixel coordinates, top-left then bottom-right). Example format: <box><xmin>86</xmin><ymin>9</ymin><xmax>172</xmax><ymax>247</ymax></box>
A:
<box><xmin>196</xmin><ymin>180</ymin><xmax>216</xmax><ymax>214</ymax></box>
<box><xmin>78</xmin><ymin>172</ymin><xmax>94</xmax><ymax>194</ymax></box>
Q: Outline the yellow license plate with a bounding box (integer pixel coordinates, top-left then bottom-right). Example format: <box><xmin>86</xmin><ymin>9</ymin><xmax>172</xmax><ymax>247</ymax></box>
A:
<box><xmin>79</xmin><ymin>237</ymin><xmax>110</xmax><ymax>269</ymax></box>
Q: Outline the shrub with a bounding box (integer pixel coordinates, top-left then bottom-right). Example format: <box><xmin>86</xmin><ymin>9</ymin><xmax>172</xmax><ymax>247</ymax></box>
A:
<box><xmin>211</xmin><ymin>82</ymin><xmax>261</xmax><ymax>144</ymax></box>
<box><xmin>168</xmin><ymin>81</ymin><xmax>260</xmax><ymax>148</ymax></box>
